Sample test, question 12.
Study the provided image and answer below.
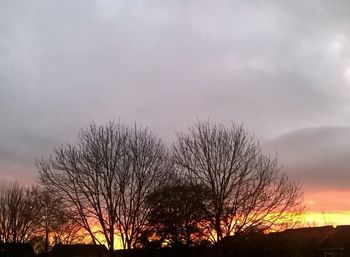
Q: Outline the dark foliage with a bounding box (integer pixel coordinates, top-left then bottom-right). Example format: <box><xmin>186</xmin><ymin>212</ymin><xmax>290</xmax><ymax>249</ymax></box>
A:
<box><xmin>146</xmin><ymin>179</ymin><xmax>210</xmax><ymax>247</ymax></box>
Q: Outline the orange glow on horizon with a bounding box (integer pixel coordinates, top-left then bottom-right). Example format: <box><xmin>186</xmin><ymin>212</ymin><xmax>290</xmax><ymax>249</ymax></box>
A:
<box><xmin>304</xmin><ymin>190</ymin><xmax>350</xmax><ymax>212</ymax></box>
<box><xmin>282</xmin><ymin>188</ymin><xmax>350</xmax><ymax>228</ymax></box>
<box><xmin>300</xmin><ymin>189</ymin><xmax>350</xmax><ymax>227</ymax></box>
<box><xmin>77</xmin><ymin>189</ymin><xmax>350</xmax><ymax>250</ymax></box>
<box><xmin>84</xmin><ymin>210</ymin><xmax>350</xmax><ymax>250</ymax></box>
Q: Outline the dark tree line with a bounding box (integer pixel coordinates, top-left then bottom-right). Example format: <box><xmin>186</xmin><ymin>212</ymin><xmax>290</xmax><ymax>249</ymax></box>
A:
<box><xmin>0</xmin><ymin>184</ymin><xmax>84</xmax><ymax>253</ymax></box>
<box><xmin>1</xmin><ymin>121</ymin><xmax>303</xmax><ymax>254</ymax></box>
<box><xmin>0</xmin><ymin>183</ymin><xmax>39</xmax><ymax>244</ymax></box>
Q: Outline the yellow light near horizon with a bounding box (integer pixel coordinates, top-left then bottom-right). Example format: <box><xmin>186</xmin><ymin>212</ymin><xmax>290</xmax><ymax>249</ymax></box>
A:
<box><xmin>301</xmin><ymin>211</ymin><xmax>350</xmax><ymax>227</ymax></box>
<box><xmin>82</xmin><ymin>211</ymin><xmax>350</xmax><ymax>250</ymax></box>
<box><xmin>93</xmin><ymin>233</ymin><xmax>124</xmax><ymax>250</ymax></box>
<box><xmin>90</xmin><ymin>226</ymin><xmax>124</xmax><ymax>250</ymax></box>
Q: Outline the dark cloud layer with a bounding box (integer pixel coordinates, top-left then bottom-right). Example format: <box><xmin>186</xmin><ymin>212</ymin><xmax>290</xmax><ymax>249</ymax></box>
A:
<box><xmin>1</xmin><ymin>1</ymin><xmax>350</xmax><ymax>193</ymax></box>
<box><xmin>264</xmin><ymin>126</ymin><xmax>350</xmax><ymax>190</ymax></box>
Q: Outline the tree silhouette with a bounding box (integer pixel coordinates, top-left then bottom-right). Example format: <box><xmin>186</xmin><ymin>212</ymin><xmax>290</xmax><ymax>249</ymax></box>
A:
<box><xmin>146</xmin><ymin>178</ymin><xmax>209</xmax><ymax>247</ymax></box>
<box><xmin>35</xmin><ymin>188</ymin><xmax>85</xmax><ymax>253</ymax></box>
<box><xmin>38</xmin><ymin>122</ymin><xmax>168</xmax><ymax>252</ymax></box>
<box><xmin>173</xmin><ymin>121</ymin><xmax>303</xmax><ymax>242</ymax></box>
<box><xmin>0</xmin><ymin>183</ymin><xmax>41</xmax><ymax>243</ymax></box>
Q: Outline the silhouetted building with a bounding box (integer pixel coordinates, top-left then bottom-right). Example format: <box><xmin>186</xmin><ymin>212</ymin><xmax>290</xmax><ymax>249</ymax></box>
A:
<box><xmin>49</xmin><ymin>244</ymin><xmax>109</xmax><ymax>257</ymax></box>
<box><xmin>220</xmin><ymin>226</ymin><xmax>335</xmax><ymax>257</ymax></box>
<box><xmin>316</xmin><ymin>225</ymin><xmax>350</xmax><ymax>257</ymax></box>
<box><xmin>0</xmin><ymin>243</ymin><xmax>35</xmax><ymax>257</ymax></box>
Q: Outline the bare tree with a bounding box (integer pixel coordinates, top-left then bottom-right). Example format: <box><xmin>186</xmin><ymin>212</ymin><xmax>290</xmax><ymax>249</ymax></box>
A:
<box><xmin>34</xmin><ymin>188</ymin><xmax>85</xmax><ymax>253</ymax></box>
<box><xmin>172</xmin><ymin>121</ymin><xmax>303</xmax><ymax>242</ymax></box>
<box><xmin>38</xmin><ymin>122</ymin><xmax>168</xmax><ymax>252</ymax></box>
<box><xmin>0</xmin><ymin>183</ymin><xmax>41</xmax><ymax>243</ymax></box>
<box><xmin>116</xmin><ymin>126</ymin><xmax>168</xmax><ymax>249</ymax></box>
<box><xmin>50</xmin><ymin>218</ymin><xmax>87</xmax><ymax>245</ymax></box>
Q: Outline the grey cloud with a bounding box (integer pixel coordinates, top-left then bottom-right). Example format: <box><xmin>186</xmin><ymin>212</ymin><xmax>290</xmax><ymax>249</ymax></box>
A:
<box><xmin>1</xmin><ymin>1</ymin><xmax>350</xmax><ymax>186</ymax></box>
<box><xmin>264</xmin><ymin>126</ymin><xmax>350</xmax><ymax>189</ymax></box>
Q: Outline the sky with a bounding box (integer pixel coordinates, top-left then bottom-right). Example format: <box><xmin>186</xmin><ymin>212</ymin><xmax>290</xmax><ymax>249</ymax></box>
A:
<box><xmin>1</xmin><ymin>0</ymin><xmax>350</xmax><ymax>225</ymax></box>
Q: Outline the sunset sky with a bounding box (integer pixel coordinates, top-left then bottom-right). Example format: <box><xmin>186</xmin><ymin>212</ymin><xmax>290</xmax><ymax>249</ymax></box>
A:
<box><xmin>1</xmin><ymin>1</ymin><xmax>350</xmax><ymax>225</ymax></box>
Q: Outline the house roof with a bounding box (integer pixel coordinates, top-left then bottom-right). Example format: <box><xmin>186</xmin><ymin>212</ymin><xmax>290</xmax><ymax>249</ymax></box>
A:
<box><xmin>0</xmin><ymin>243</ymin><xmax>35</xmax><ymax>257</ymax></box>
<box><xmin>220</xmin><ymin>226</ymin><xmax>335</xmax><ymax>248</ymax></box>
<box><xmin>49</xmin><ymin>244</ymin><xmax>110</xmax><ymax>257</ymax></box>
<box><xmin>318</xmin><ymin>225</ymin><xmax>350</xmax><ymax>248</ymax></box>
<box><xmin>278</xmin><ymin>226</ymin><xmax>333</xmax><ymax>242</ymax></box>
